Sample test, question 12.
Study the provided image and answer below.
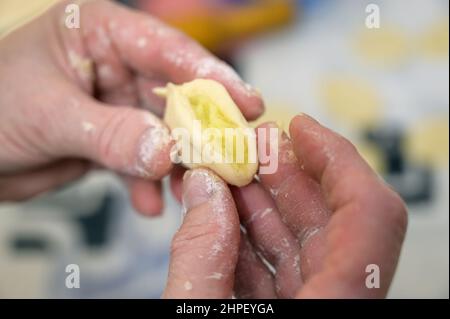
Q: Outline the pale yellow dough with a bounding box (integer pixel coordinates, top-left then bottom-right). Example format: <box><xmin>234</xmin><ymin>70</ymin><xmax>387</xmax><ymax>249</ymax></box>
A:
<box><xmin>320</xmin><ymin>76</ymin><xmax>382</xmax><ymax>129</ymax></box>
<box><xmin>154</xmin><ymin>79</ymin><xmax>258</xmax><ymax>186</ymax></box>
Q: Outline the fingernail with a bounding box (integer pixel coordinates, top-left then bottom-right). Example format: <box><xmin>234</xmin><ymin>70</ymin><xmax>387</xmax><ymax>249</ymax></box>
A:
<box><xmin>298</xmin><ymin>112</ymin><xmax>319</xmax><ymax>124</ymax></box>
<box><xmin>243</xmin><ymin>82</ymin><xmax>262</xmax><ymax>98</ymax></box>
<box><xmin>182</xmin><ymin>169</ymin><xmax>220</xmax><ymax>210</ymax></box>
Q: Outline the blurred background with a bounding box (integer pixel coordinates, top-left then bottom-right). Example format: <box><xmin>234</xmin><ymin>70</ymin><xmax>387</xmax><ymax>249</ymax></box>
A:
<box><xmin>0</xmin><ymin>0</ymin><xmax>448</xmax><ymax>298</ymax></box>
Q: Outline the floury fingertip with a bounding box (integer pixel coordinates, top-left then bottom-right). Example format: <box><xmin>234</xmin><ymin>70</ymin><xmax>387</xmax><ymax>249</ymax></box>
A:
<box><xmin>182</xmin><ymin>169</ymin><xmax>224</xmax><ymax>210</ymax></box>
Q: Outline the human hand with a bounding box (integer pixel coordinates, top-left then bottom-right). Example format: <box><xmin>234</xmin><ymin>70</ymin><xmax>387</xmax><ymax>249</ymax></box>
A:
<box><xmin>163</xmin><ymin>114</ymin><xmax>407</xmax><ymax>298</ymax></box>
<box><xmin>0</xmin><ymin>0</ymin><xmax>263</xmax><ymax>213</ymax></box>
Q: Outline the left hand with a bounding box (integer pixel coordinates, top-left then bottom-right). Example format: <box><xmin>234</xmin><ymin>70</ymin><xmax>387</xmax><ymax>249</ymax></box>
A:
<box><xmin>0</xmin><ymin>0</ymin><xmax>263</xmax><ymax>214</ymax></box>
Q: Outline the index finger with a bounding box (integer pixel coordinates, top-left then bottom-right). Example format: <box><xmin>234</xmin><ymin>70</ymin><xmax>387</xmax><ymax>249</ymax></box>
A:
<box><xmin>76</xmin><ymin>0</ymin><xmax>264</xmax><ymax>120</ymax></box>
<box><xmin>289</xmin><ymin>114</ymin><xmax>408</xmax><ymax>298</ymax></box>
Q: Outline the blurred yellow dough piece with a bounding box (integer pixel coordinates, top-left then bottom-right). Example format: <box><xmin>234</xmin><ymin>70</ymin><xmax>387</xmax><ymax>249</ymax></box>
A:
<box><xmin>251</xmin><ymin>102</ymin><xmax>297</xmax><ymax>135</ymax></box>
<box><xmin>354</xmin><ymin>27</ymin><xmax>409</xmax><ymax>66</ymax></box>
<box><xmin>320</xmin><ymin>77</ymin><xmax>382</xmax><ymax>128</ymax></box>
<box><xmin>419</xmin><ymin>19</ymin><xmax>449</xmax><ymax>58</ymax></box>
<box><xmin>356</xmin><ymin>143</ymin><xmax>385</xmax><ymax>173</ymax></box>
<box><xmin>405</xmin><ymin>117</ymin><xmax>449</xmax><ymax>167</ymax></box>
<box><xmin>154</xmin><ymin>79</ymin><xmax>258</xmax><ymax>186</ymax></box>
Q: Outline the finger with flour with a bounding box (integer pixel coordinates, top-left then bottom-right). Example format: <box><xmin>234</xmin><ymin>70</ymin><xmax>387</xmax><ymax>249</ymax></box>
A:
<box><xmin>257</xmin><ymin>122</ymin><xmax>330</xmax><ymax>279</ymax></box>
<box><xmin>233</xmin><ymin>229</ymin><xmax>277</xmax><ymax>299</ymax></box>
<box><xmin>232</xmin><ymin>183</ymin><xmax>302</xmax><ymax>298</ymax></box>
<box><xmin>55</xmin><ymin>0</ymin><xmax>264</xmax><ymax>120</ymax></box>
<box><xmin>164</xmin><ymin>168</ymin><xmax>240</xmax><ymax>298</ymax></box>
<box><xmin>289</xmin><ymin>114</ymin><xmax>407</xmax><ymax>298</ymax></box>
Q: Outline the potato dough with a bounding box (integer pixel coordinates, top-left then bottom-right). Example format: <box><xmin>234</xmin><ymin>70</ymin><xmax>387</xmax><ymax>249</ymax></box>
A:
<box><xmin>154</xmin><ymin>79</ymin><xmax>258</xmax><ymax>186</ymax></box>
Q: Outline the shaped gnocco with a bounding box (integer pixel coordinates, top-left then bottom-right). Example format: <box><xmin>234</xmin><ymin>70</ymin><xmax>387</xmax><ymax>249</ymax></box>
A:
<box><xmin>154</xmin><ymin>79</ymin><xmax>259</xmax><ymax>186</ymax></box>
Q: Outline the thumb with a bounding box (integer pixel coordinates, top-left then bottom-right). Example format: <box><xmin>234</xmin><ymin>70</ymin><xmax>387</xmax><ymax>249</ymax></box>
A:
<box><xmin>163</xmin><ymin>168</ymin><xmax>240</xmax><ymax>298</ymax></box>
<box><xmin>53</xmin><ymin>96</ymin><xmax>174</xmax><ymax>180</ymax></box>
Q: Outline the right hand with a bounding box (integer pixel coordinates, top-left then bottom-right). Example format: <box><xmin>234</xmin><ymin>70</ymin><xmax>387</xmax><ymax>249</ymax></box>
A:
<box><xmin>163</xmin><ymin>115</ymin><xmax>407</xmax><ymax>298</ymax></box>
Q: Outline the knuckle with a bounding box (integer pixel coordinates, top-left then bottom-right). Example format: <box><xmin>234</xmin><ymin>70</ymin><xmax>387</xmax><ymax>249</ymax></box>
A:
<box><xmin>380</xmin><ymin>186</ymin><xmax>408</xmax><ymax>231</ymax></box>
<box><xmin>338</xmin><ymin>134</ymin><xmax>358</xmax><ymax>154</ymax></box>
